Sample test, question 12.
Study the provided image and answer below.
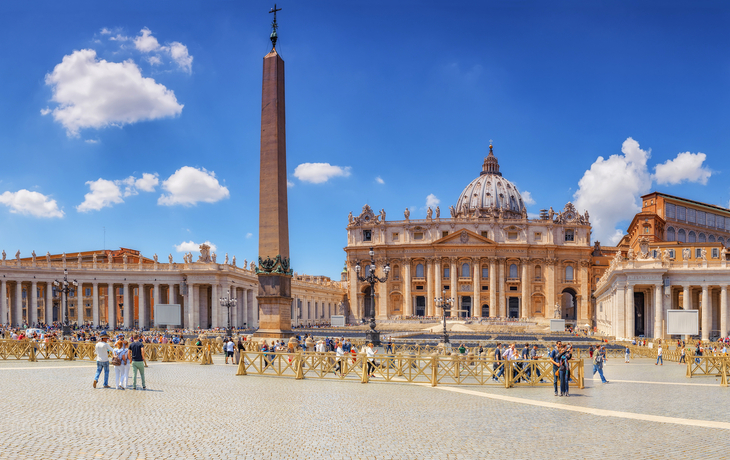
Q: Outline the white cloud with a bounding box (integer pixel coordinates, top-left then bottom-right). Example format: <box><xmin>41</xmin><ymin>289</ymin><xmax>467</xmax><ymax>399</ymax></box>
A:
<box><xmin>44</xmin><ymin>49</ymin><xmax>183</xmax><ymax>136</ymax></box>
<box><xmin>246</xmin><ymin>233</ymin><xmax>253</xmax><ymax>239</ymax></box>
<box><xmin>134</xmin><ymin>27</ymin><xmax>160</xmax><ymax>52</ymax></box>
<box><xmin>100</xmin><ymin>28</ymin><xmax>111</xmax><ymax>35</ymax></box>
<box><xmin>573</xmin><ymin>137</ymin><xmax>653</xmax><ymax>245</ymax></box>
<box><xmin>426</xmin><ymin>193</ymin><xmax>440</xmax><ymax>208</ymax></box>
<box><xmin>521</xmin><ymin>191</ymin><xmax>535</xmax><ymax>205</ymax></box>
<box><xmin>77</xmin><ymin>179</ymin><xmax>123</xmax><ymax>212</ymax></box>
<box><xmin>158</xmin><ymin>166</ymin><xmax>229</xmax><ymax>206</ymax></box>
<box><xmin>84</xmin><ymin>139</ymin><xmax>98</xmax><ymax>144</ymax></box>
<box><xmin>109</xmin><ymin>34</ymin><xmax>129</xmax><ymax>42</ymax></box>
<box><xmin>147</xmin><ymin>56</ymin><xmax>162</xmax><ymax>66</ymax></box>
<box><xmin>287</xmin><ymin>180</ymin><xmax>294</xmax><ymax>188</ymax></box>
<box><xmin>174</xmin><ymin>240</ymin><xmax>217</xmax><ymax>253</ymax></box>
<box><xmin>293</xmin><ymin>163</ymin><xmax>351</xmax><ymax>184</ymax></box>
<box><xmin>0</xmin><ymin>190</ymin><xmax>64</xmax><ymax>218</ymax></box>
<box><xmin>375</xmin><ymin>176</ymin><xmax>385</xmax><ymax>184</ymax></box>
<box><xmin>654</xmin><ymin>152</ymin><xmax>711</xmax><ymax>185</ymax></box>
<box><xmin>168</xmin><ymin>42</ymin><xmax>193</xmax><ymax>73</ymax></box>
<box><xmin>134</xmin><ymin>172</ymin><xmax>159</xmax><ymax>192</ymax></box>
<box><xmin>40</xmin><ymin>107</ymin><xmax>51</xmax><ymax>115</ymax></box>
<box><xmin>608</xmin><ymin>229</ymin><xmax>626</xmax><ymax>245</ymax></box>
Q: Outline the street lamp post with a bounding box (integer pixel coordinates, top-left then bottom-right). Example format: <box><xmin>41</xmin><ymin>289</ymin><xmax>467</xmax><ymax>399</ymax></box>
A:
<box><xmin>355</xmin><ymin>247</ymin><xmax>390</xmax><ymax>346</ymax></box>
<box><xmin>53</xmin><ymin>269</ymin><xmax>78</xmax><ymax>338</ymax></box>
<box><xmin>434</xmin><ymin>289</ymin><xmax>454</xmax><ymax>345</ymax></box>
<box><xmin>219</xmin><ymin>289</ymin><xmax>237</xmax><ymax>336</ymax></box>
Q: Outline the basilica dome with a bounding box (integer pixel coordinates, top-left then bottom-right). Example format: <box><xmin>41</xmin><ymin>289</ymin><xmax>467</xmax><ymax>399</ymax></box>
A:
<box><xmin>453</xmin><ymin>145</ymin><xmax>526</xmax><ymax>219</ymax></box>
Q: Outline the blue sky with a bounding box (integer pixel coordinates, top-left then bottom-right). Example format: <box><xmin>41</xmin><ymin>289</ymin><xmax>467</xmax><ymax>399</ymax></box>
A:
<box><xmin>1</xmin><ymin>1</ymin><xmax>729</xmax><ymax>279</ymax></box>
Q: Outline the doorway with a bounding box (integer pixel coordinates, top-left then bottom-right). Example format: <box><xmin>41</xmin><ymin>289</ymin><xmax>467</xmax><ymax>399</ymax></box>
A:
<box><xmin>461</xmin><ymin>296</ymin><xmax>471</xmax><ymax>317</ymax></box>
<box><xmin>415</xmin><ymin>296</ymin><xmax>426</xmax><ymax>317</ymax></box>
<box><xmin>508</xmin><ymin>297</ymin><xmax>519</xmax><ymax>318</ymax></box>
<box><xmin>561</xmin><ymin>288</ymin><xmax>577</xmax><ymax>321</ymax></box>
<box><xmin>634</xmin><ymin>292</ymin><xmax>645</xmax><ymax>336</ymax></box>
<box><xmin>481</xmin><ymin>304</ymin><xmax>489</xmax><ymax>317</ymax></box>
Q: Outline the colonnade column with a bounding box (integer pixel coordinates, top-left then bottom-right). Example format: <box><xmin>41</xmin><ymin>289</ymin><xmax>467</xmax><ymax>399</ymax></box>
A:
<box><xmin>15</xmin><ymin>282</ymin><xmax>23</xmax><ymax>326</ymax></box>
<box><xmin>185</xmin><ymin>283</ymin><xmax>193</xmax><ymax>329</ymax></box>
<box><xmin>77</xmin><ymin>282</ymin><xmax>84</xmax><ymax>326</ymax></box>
<box><xmin>230</xmin><ymin>286</ymin><xmax>238</xmax><ymax>327</ymax></box>
<box><xmin>489</xmin><ymin>258</ymin><xmax>496</xmax><ymax>318</ymax></box>
<box><xmin>1</xmin><ymin>280</ymin><xmax>7</xmax><ymax>325</ymax></box>
<box><xmin>449</xmin><ymin>258</ymin><xmax>457</xmax><ymax>317</ymax></box>
<box><xmin>434</xmin><ymin>259</ymin><xmax>442</xmax><ymax>313</ymax></box>
<box><xmin>654</xmin><ymin>284</ymin><xmax>663</xmax><ymax>339</ymax></box>
<box><xmin>45</xmin><ymin>282</ymin><xmax>53</xmax><ymax>325</ymax></box>
<box><xmin>520</xmin><ymin>260</ymin><xmax>528</xmax><ymax>319</ymax></box>
<box><xmin>426</xmin><ymin>259</ymin><xmax>434</xmax><ymax>317</ymax></box>
<box><xmin>701</xmin><ymin>285</ymin><xmax>710</xmax><ymax>341</ymax></box>
<box><xmin>139</xmin><ymin>284</ymin><xmax>147</xmax><ymax>330</ymax></box>
<box><xmin>403</xmin><ymin>259</ymin><xmax>412</xmax><ymax>317</ymax></box>
<box><xmin>498</xmin><ymin>259</ymin><xmax>506</xmax><ymax>317</ymax></box>
<box><xmin>472</xmin><ymin>258</ymin><xmax>480</xmax><ymax>318</ymax></box>
<box><xmin>92</xmin><ymin>282</ymin><xmax>99</xmax><ymax>327</ymax></box>
<box><xmin>721</xmin><ymin>286</ymin><xmax>728</xmax><ymax>339</ymax></box>
<box><xmin>211</xmin><ymin>283</ymin><xmax>219</xmax><ymax>328</ymax></box>
<box><xmin>615</xmin><ymin>285</ymin><xmax>625</xmax><ymax>338</ymax></box>
<box><xmin>626</xmin><ymin>284</ymin><xmax>635</xmax><ymax>339</ymax></box>
<box><xmin>107</xmin><ymin>285</ymin><xmax>115</xmax><ymax>328</ymax></box>
<box><xmin>153</xmin><ymin>283</ymin><xmax>160</xmax><ymax>328</ymax></box>
<box><xmin>123</xmin><ymin>283</ymin><xmax>131</xmax><ymax>329</ymax></box>
<box><xmin>30</xmin><ymin>281</ymin><xmax>38</xmax><ymax>326</ymax></box>
<box><xmin>546</xmin><ymin>259</ymin><xmax>556</xmax><ymax>319</ymax></box>
<box><xmin>683</xmin><ymin>285</ymin><xmax>691</xmax><ymax>341</ymax></box>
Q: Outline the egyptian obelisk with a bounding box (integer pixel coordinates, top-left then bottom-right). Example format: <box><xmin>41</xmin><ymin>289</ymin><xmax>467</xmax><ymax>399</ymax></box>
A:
<box><xmin>254</xmin><ymin>4</ymin><xmax>294</xmax><ymax>338</ymax></box>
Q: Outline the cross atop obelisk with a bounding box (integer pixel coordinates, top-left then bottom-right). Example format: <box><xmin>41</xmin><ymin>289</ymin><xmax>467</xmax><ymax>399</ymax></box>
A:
<box><xmin>255</xmin><ymin>4</ymin><xmax>294</xmax><ymax>338</ymax></box>
<box><xmin>269</xmin><ymin>4</ymin><xmax>281</xmax><ymax>49</ymax></box>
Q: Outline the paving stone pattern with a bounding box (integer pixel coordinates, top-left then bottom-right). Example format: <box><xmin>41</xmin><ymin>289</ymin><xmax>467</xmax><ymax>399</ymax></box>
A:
<box><xmin>0</xmin><ymin>357</ymin><xmax>728</xmax><ymax>459</ymax></box>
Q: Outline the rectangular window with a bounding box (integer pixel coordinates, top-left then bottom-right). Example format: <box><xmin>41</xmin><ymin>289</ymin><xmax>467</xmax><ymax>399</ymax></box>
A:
<box><xmin>392</xmin><ymin>232</ymin><xmax>399</xmax><ymax>242</ymax></box>
<box><xmin>687</xmin><ymin>208</ymin><xmax>696</xmax><ymax>224</ymax></box>
<box><xmin>481</xmin><ymin>267</ymin><xmax>488</xmax><ymax>278</ymax></box>
<box><xmin>414</xmin><ymin>232</ymin><xmax>424</xmax><ymax>240</ymax></box>
<box><xmin>666</xmin><ymin>203</ymin><xmax>676</xmax><ymax>219</ymax></box>
<box><xmin>442</xmin><ymin>231</ymin><xmax>449</xmax><ymax>237</ymax></box>
<box><xmin>716</xmin><ymin>216</ymin><xmax>724</xmax><ymax>229</ymax></box>
<box><xmin>697</xmin><ymin>211</ymin><xmax>706</xmax><ymax>226</ymax></box>
<box><xmin>443</xmin><ymin>285</ymin><xmax>450</xmax><ymax>291</ymax></box>
<box><xmin>696</xmin><ymin>248</ymin><xmax>702</xmax><ymax>258</ymax></box>
<box><xmin>508</xmin><ymin>232</ymin><xmax>518</xmax><ymax>240</ymax></box>
<box><xmin>565</xmin><ymin>229</ymin><xmax>574</xmax><ymax>242</ymax></box>
<box><xmin>85</xmin><ymin>288</ymin><xmax>91</xmax><ymax>296</ymax></box>
<box><xmin>534</xmin><ymin>232</ymin><xmax>542</xmax><ymax>241</ymax></box>
<box><xmin>481</xmin><ymin>285</ymin><xmax>489</xmax><ymax>291</ymax></box>
<box><xmin>707</xmin><ymin>213</ymin><xmax>715</xmax><ymax>228</ymax></box>
<box><xmin>481</xmin><ymin>231</ymin><xmax>489</xmax><ymax>238</ymax></box>
<box><xmin>416</xmin><ymin>285</ymin><xmax>424</xmax><ymax>290</ymax></box>
<box><xmin>712</xmin><ymin>248</ymin><xmax>719</xmax><ymax>258</ymax></box>
<box><xmin>443</xmin><ymin>267</ymin><xmax>450</xmax><ymax>278</ymax></box>
<box><xmin>363</xmin><ymin>230</ymin><xmax>372</xmax><ymax>242</ymax></box>
<box><xmin>677</xmin><ymin>206</ymin><xmax>686</xmax><ymax>221</ymax></box>
<box><xmin>509</xmin><ymin>286</ymin><xmax>517</xmax><ymax>291</ymax></box>
<box><xmin>668</xmin><ymin>249</ymin><xmax>675</xmax><ymax>259</ymax></box>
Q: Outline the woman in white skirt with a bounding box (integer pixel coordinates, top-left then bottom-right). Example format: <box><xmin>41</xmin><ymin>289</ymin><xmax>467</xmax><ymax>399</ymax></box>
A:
<box><xmin>113</xmin><ymin>340</ymin><xmax>126</xmax><ymax>390</ymax></box>
<box><xmin>121</xmin><ymin>340</ymin><xmax>131</xmax><ymax>389</ymax></box>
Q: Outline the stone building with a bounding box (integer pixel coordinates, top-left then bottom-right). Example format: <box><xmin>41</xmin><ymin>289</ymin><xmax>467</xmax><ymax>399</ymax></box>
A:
<box><xmin>0</xmin><ymin>245</ymin><xmax>346</xmax><ymax>329</ymax></box>
<box><xmin>344</xmin><ymin>145</ymin><xmax>594</xmax><ymax>325</ymax></box>
<box><xmin>594</xmin><ymin>192</ymin><xmax>730</xmax><ymax>340</ymax></box>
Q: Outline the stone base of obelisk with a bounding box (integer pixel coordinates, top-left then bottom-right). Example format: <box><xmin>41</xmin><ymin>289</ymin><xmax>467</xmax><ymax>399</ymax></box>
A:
<box><xmin>253</xmin><ymin>274</ymin><xmax>294</xmax><ymax>339</ymax></box>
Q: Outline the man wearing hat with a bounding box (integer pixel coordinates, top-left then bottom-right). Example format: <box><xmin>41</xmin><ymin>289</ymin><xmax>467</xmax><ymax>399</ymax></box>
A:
<box><xmin>93</xmin><ymin>332</ymin><xmax>113</xmax><ymax>388</ymax></box>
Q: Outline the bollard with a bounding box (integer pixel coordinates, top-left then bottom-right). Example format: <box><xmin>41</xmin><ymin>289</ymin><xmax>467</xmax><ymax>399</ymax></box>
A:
<box><xmin>722</xmin><ymin>359</ymin><xmax>728</xmax><ymax>387</ymax></box>
<box><xmin>236</xmin><ymin>352</ymin><xmax>247</xmax><ymax>376</ymax></box>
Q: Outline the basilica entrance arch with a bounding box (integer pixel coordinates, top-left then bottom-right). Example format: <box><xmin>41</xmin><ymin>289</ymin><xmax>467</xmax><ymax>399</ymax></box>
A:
<box><xmin>561</xmin><ymin>288</ymin><xmax>577</xmax><ymax>321</ymax></box>
<box><xmin>634</xmin><ymin>292</ymin><xmax>645</xmax><ymax>337</ymax></box>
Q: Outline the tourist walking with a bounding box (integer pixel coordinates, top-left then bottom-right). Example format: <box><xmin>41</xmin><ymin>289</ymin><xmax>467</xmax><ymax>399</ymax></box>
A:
<box><xmin>121</xmin><ymin>340</ymin><xmax>131</xmax><ymax>388</ymax></box>
<box><xmin>625</xmin><ymin>346</ymin><xmax>630</xmax><ymax>363</ymax></box>
<box><xmin>656</xmin><ymin>344</ymin><xmax>663</xmax><ymax>365</ymax></box>
<box><xmin>366</xmin><ymin>342</ymin><xmax>377</xmax><ymax>377</ymax></box>
<box><xmin>93</xmin><ymin>332</ymin><xmax>113</xmax><ymax>389</ymax></box>
<box><xmin>225</xmin><ymin>339</ymin><xmax>235</xmax><ymax>364</ymax></box>
<box><xmin>593</xmin><ymin>346</ymin><xmax>609</xmax><ymax>384</ymax></box>
<box><xmin>130</xmin><ymin>335</ymin><xmax>147</xmax><ymax>390</ymax></box>
<box><xmin>113</xmin><ymin>340</ymin><xmax>128</xmax><ymax>390</ymax></box>
<box><xmin>548</xmin><ymin>341</ymin><xmax>561</xmax><ymax>395</ymax></box>
<box><xmin>557</xmin><ymin>344</ymin><xmax>572</xmax><ymax>396</ymax></box>
<box><xmin>493</xmin><ymin>343</ymin><xmax>503</xmax><ymax>381</ymax></box>
<box><xmin>679</xmin><ymin>346</ymin><xmax>686</xmax><ymax>364</ymax></box>
<box><xmin>334</xmin><ymin>341</ymin><xmax>344</xmax><ymax>375</ymax></box>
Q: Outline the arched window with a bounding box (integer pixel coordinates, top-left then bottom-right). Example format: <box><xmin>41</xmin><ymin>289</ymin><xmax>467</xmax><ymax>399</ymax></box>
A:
<box><xmin>688</xmin><ymin>231</ymin><xmax>696</xmax><ymax>243</ymax></box>
<box><xmin>719</xmin><ymin>237</ymin><xmax>725</xmax><ymax>246</ymax></box>
<box><xmin>535</xmin><ymin>265</ymin><xmax>542</xmax><ymax>279</ymax></box>
<box><xmin>678</xmin><ymin>229</ymin><xmax>686</xmax><ymax>243</ymax></box>
<box><xmin>698</xmin><ymin>233</ymin><xmax>706</xmax><ymax>243</ymax></box>
<box><xmin>461</xmin><ymin>263</ymin><xmax>470</xmax><ymax>278</ymax></box>
<box><xmin>481</xmin><ymin>266</ymin><xmax>488</xmax><ymax>278</ymax></box>
<box><xmin>566</xmin><ymin>266</ymin><xmax>574</xmax><ymax>281</ymax></box>
<box><xmin>509</xmin><ymin>263</ymin><xmax>518</xmax><ymax>278</ymax></box>
<box><xmin>393</xmin><ymin>265</ymin><xmax>400</xmax><ymax>281</ymax></box>
<box><xmin>415</xmin><ymin>263</ymin><xmax>424</xmax><ymax>278</ymax></box>
<box><xmin>709</xmin><ymin>235</ymin><xmax>716</xmax><ymax>243</ymax></box>
<box><xmin>666</xmin><ymin>227</ymin><xmax>675</xmax><ymax>242</ymax></box>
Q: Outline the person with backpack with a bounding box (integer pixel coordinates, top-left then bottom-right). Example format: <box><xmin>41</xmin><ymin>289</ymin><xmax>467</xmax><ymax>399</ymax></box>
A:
<box><xmin>593</xmin><ymin>345</ymin><xmax>609</xmax><ymax>384</ymax></box>
<box><xmin>625</xmin><ymin>346</ymin><xmax>631</xmax><ymax>363</ymax></box>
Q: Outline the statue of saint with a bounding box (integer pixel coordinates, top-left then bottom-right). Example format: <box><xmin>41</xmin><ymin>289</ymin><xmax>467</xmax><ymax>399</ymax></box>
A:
<box><xmin>435</xmin><ymin>206</ymin><xmax>440</xmax><ymax>219</ymax></box>
<box><xmin>426</xmin><ymin>207</ymin><xmax>433</xmax><ymax>220</ymax></box>
<box><xmin>449</xmin><ymin>205</ymin><xmax>456</xmax><ymax>218</ymax></box>
<box><xmin>169</xmin><ymin>254</ymin><xmax>174</xmax><ymax>264</ymax></box>
<box><xmin>232</xmin><ymin>256</ymin><xmax>236</xmax><ymax>266</ymax></box>
<box><xmin>15</xmin><ymin>250</ymin><xmax>20</xmax><ymax>260</ymax></box>
<box><xmin>32</xmin><ymin>251</ymin><xmax>37</xmax><ymax>263</ymax></box>
<box><xmin>348</xmin><ymin>211</ymin><xmax>353</xmax><ymax>224</ymax></box>
<box><xmin>153</xmin><ymin>254</ymin><xmax>158</xmax><ymax>263</ymax></box>
<box><xmin>554</xmin><ymin>303</ymin><xmax>561</xmax><ymax>319</ymax></box>
<box><xmin>225</xmin><ymin>253</ymin><xmax>229</xmax><ymax>265</ymax></box>
<box><xmin>46</xmin><ymin>252</ymin><xmax>51</xmax><ymax>264</ymax></box>
<box><xmin>212</xmin><ymin>252</ymin><xmax>217</xmax><ymax>263</ymax></box>
<box><xmin>404</xmin><ymin>208</ymin><xmax>410</xmax><ymax>220</ymax></box>
<box><xmin>380</xmin><ymin>209</ymin><xmax>386</xmax><ymax>222</ymax></box>
<box><xmin>244</xmin><ymin>259</ymin><xmax>248</xmax><ymax>269</ymax></box>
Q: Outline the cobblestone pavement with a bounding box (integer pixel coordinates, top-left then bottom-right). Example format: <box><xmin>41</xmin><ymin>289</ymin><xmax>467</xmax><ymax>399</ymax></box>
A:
<box><xmin>1</xmin><ymin>357</ymin><xmax>729</xmax><ymax>459</ymax></box>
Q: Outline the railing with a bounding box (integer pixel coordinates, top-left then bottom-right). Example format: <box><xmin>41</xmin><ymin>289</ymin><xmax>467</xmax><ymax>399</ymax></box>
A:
<box><xmin>686</xmin><ymin>356</ymin><xmax>729</xmax><ymax>386</ymax></box>
<box><xmin>236</xmin><ymin>351</ymin><xmax>585</xmax><ymax>389</ymax></box>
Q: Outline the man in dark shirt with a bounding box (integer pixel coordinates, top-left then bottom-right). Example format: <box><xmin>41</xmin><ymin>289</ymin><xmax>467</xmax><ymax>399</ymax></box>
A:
<box><xmin>549</xmin><ymin>341</ymin><xmax>562</xmax><ymax>396</ymax></box>
<box><xmin>129</xmin><ymin>335</ymin><xmax>147</xmax><ymax>390</ymax></box>
<box><xmin>493</xmin><ymin>343</ymin><xmax>503</xmax><ymax>381</ymax></box>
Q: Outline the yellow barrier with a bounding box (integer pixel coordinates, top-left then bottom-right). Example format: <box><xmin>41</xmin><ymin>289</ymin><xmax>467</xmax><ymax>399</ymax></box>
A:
<box><xmin>686</xmin><ymin>356</ymin><xmax>729</xmax><ymax>386</ymax></box>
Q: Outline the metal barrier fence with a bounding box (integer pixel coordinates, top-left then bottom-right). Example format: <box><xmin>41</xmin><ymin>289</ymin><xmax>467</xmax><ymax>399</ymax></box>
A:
<box><xmin>686</xmin><ymin>356</ymin><xmax>730</xmax><ymax>386</ymax></box>
<box><xmin>235</xmin><ymin>351</ymin><xmax>584</xmax><ymax>389</ymax></box>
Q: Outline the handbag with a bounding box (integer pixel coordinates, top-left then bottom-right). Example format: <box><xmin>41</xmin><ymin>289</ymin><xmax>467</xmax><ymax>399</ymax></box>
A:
<box><xmin>111</xmin><ymin>356</ymin><xmax>121</xmax><ymax>366</ymax></box>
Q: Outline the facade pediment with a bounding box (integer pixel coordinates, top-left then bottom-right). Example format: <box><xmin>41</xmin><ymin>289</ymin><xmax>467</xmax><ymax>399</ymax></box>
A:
<box><xmin>433</xmin><ymin>229</ymin><xmax>495</xmax><ymax>245</ymax></box>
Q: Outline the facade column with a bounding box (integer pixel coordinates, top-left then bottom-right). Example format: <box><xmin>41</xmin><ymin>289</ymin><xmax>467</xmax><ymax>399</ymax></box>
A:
<box><xmin>92</xmin><ymin>282</ymin><xmax>99</xmax><ymax>327</ymax></box>
<box><xmin>152</xmin><ymin>283</ymin><xmax>160</xmax><ymax>328</ymax></box>
<box><xmin>107</xmin><ymin>285</ymin><xmax>115</xmax><ymax>328</ymax></box>
<box><xmin>139</xmin><ymin>284</ymin><xmax>147</xmax><ymax>330</ymax></box>
<box><xmin>230</xmin><ymin>286</ymin><xmax>238</xmax><ymax>327</ymax></box>
<box><xmin>123</xmin><ymin>282</ymin><xmax>131</xmax><ymax>329</ymax></box>
<box><xmin>472</xmin><ymin>258</ymin><xmax>480</xmax><ymax>318</ymax></box>
<box><xmin>615</xmin><ymin>284</ymin><xmax>625</xmax><ymax>338</ymax></box>
<box><xmin>426</xmin><ymin>259</ymin><xmax>434</xmax><ymax>317</ymax></box>
<box><xmin>489</xmin><ymin>258</ymin><xmax>496</xmax><ymax>318</ymax></box>
<box><xmin>77</xmin><ymin>282</ymin><xmax>84</xmax><ymax>326</ymax></box>
<box><xmin>701</xmin><ymin>285</ymin><xmax>710</xmax><ymax>341</ymax></box>
<box><xmin>498</xmin><ymin>259</ymin><xmax>506</xmax><ymax>317</ymax></box>
<box><xmin>45</xmin><ymin>282</ymin><xmax>53</xmax><ymax>325</ymax></box>
<box><xmin>30</xmin><ymin>281</ymin><xmax>38</xmax><ymax>326</ymax></box>
<box><xmin>185</xmin><ymin>283</ymin><xmax>193</xmax><ymax>329</ymax></box>
<box><xmin>377</xmin><ymin>275</ymin><xmax>388</xmax><ymax>320</ymax></box>
<box><xmin>449</xmin><ymin>258</ymin><xmax>457</xmax><ymax>317</ymax></box>
<box><xmin>15</xmin><ymin>281</ymin><xmax>23</xmax><ymax>326</ymax></box>
<box><xmin>683</xmin><ymin>285</ymin><xmax>691</xmax><ymax>341</ymax></box>
<box><xmin>1</xmin><ymin>280</ymin><xmax>7</xmax><ymax>325</ymax></box>
<box><xmin>580</xmin><ymin>261</ymin><xmax>589</xmax><ymax>321</ymax></box>
<box><xmin>520</xmin><ymin>260</ymin><xmax>529</xmax><ymax>319</ymax></box>
<box><xmin>403</xmin><ymin>259</ymin><xmax>412</xmax><ymax>317</ymax></box>
<box><xmin>721</xmin><ymin>286</ymin><xmax>728</xmax><ymax>339</ymax></box>
<box><xmin>546</xmin><ymin>259</ymin><xmax>556</xmax><ymax>319</ymax></box>
<box><xmin>211</xmin><ymin>283</ymin><xmax>219</xmax><ymax>328</ymax></box>
<box><xmin>626</xmin><ymin>284</ymin><xmax>635</xmax><ymax>339</ymax></box>
<box><xmin>654</xmin><ymin>284</ymin><xmax>663</xmax><ymax>339</ymax></box>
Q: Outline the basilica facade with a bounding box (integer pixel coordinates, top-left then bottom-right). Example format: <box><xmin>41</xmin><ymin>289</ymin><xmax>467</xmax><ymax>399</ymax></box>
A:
<box><xmin>344</xmin><ymin>146</ymin><xmax>594</xmax><ymax>325</ymax></box>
